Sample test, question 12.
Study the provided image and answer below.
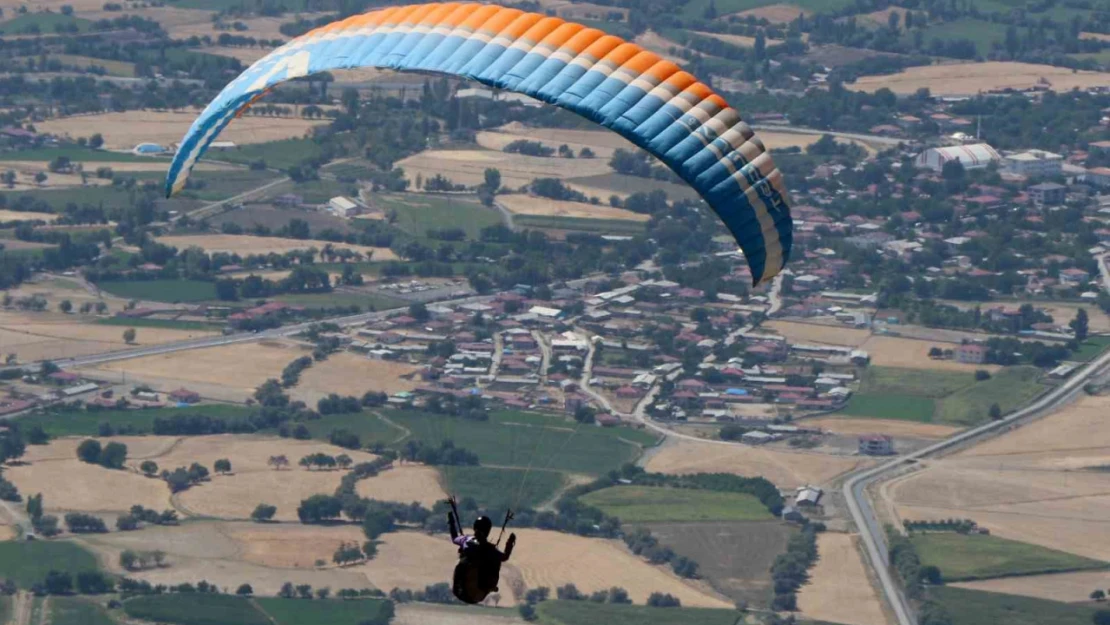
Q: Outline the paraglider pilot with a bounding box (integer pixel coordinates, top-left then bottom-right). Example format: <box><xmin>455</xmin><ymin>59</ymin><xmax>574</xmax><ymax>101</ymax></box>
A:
<box><xmin>447</xmin><ymin>496</ymin><xmax>515</xmax><ymax>604</ymax></box>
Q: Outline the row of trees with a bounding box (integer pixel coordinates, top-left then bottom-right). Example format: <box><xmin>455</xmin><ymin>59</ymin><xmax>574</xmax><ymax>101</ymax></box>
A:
<box><xmin>75</xmin><ymin>438</ymin><xmax>127</xmax><ymax>469</ymax></box>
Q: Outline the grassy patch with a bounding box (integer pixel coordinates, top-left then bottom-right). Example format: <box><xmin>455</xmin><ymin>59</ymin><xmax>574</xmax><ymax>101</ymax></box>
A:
<box><xmin>537</xmin><ymin>600</ymin><xmax>741</xmax><ymax>625</ymax></box>
<box><xmin>580</xmin><ymin>486</ymin><xmax>773</xmax><ymax>523</ymax></box>
<box><xmin>255</xmin><ymin>598</ymin><xmax>391</xmax><ymax>625</ymax></box>
<box><xmin>936</xmin><ymin>366</ymin><xmax>1045</xmax><ymax>426</ymax></box>
<box><xmin>0</xmin><ymin>148</ymin><xmax>153</xmax><ymax>163</ymax></box>
<box><xmin>214</xmin><ymin>138</ymin><xmax>323</xmax><ymax>171</ymax></box>
<box><xmin>178</xmin><ymin>170</ymin><xmax>283</xmax><ymax>202</ymax></box>
<box><xmin>0</xmin><ymin>13</ymin><xmax>93</xmax><ymax>35</ymax></box>
<box><xmin>908</xmin><ymin>18</ymin><xmax>1009</xmax><ymax>57</ymax></box>
<box><xmin>840</xmin><ymin>393</ymin><xmax>936</xmax><ymax>421</ymax></box>
<box><xmin>17</xmin><ymin>404</ymin><xmax>255</xmax><ymax>437</ymax></box>
<box><xmin>272</xmin><ymin>291</ymin><xmax>407</xmax><ymax>311</ymax></box>
<box><xmin>443</xmin><ymin>465</ymin><xmax>566</xmax><ymax>512</ymax></box>
<box><xmin>95</xmin><ymin>317</ymin><xmax>222</xmax><ymax>331</ymax></box>
<box><xmin>860</xmin><ymin>366</ymin><xmax>974</xmax><ymax>398</ymax></box>
<box><xmin>96</xmin><ymin>280</ymin><xmax>218</xmax><ymax>303</ymax></box>
<box><xmin>911</xmin><ymin>533</ymin><xmax>1107</xmax><ymax>582</ymax></box>
<box><xmin>931</xmin><ymin>586</ymin><xmax>1100</xmax><ymax>625</ymax></box>
<box><xmin>378</xmin><ymin>194</ymin><xmax>502</xmax><ymax>240</ymax></box>
<box><xmin>295</xmin><ymin>411</ymin><xmax>406</xmax><ymax>445</ymax></box>
<box><xmin>46</xmin><ymin>596</ymin><xmax>116</xmax><ymax>625</ymax></box>
<box><xmin>123</xmin><ymin>595</ymin><xmax>269</xmax><ymax>625</ymax></box>
<box><xmin>50</xmin><ymin>54</ymin><xmax>136</xmax><ymax>78</ymax></box>
<box><xmin>385</xmin><ymin>409</ymin><xmax>644</xmax><ymax>476</ymax></box>
<box><xmin>512</xmin><ymin>214</ymin><xmax>647</xmax><ymax>235</ymax></box>
<box><xmin>1070</xmin><ymin>335</ymin><xmax>1110</xmax><ymax>362</ymax></box>
<box><xmin>492</xmin><ymin>410</ymin><xmax>661</xmax><ymax>447</ymax></box>
<box><xmin>0</xmin><ymin>541</ymin><xmax>101</xmax><ymax>589</ymax></box>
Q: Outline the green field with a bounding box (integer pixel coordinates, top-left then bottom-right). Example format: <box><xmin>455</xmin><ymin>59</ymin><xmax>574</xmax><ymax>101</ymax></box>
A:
<box><xmin>178</xmin><ymin>170</ymin><xmax>283</xmax><ymax>202</ymax></box>
<box><xmin>47</xmin><ymin>597</ymin><xmax>117</xmax><ymax>625</ymax></box>
<box><xmin>567</xmin><ymin>173</ymin><xmax>699</xmax><ymax>202</ymax></box>
<box><xmin>5</xmin><ymin>187</ymin><xmax>147</xmax><ymax>212</ymax></box>
<box><xmin>386</xmin><ymin>409</ymin><xmax>646</xmax><ymax>476</ymax></box>
<box><xmin>0</xmin><ymin>541</ymin><xmax>101</xmax><ymax>589</ymax></box>
<box><xmin>95</xmin><ymin>317</ymin><xmax>223</xmax><ymax>331</ymax></box>
<box><xmin>1070</xmin><ymin>336</ymin><xmax>1110</xmax><ymax>361</ymax></box>
<box><xmin>296</xmin><ymin>411</ymin><xmax>406</xmax><ymax>445</ymax></box>
<box><xmin>378</xmin><ymin>194</ymin><xmax>503</xmax><ymax>240</ymax></box>
<box><xmin>272</xmin><ymin>291</ymin><xmax>408</xmax><ymax>311</ymax></box>
<box><xmin>96</xmin><ymin>280</ymin><xmax>219</xmax><ymax>303</ymax></box>
<box><xmin>0</xmin><ymin>148</ymin><xmax>153</xmax><ymax>163</ymax></box>
<box><xmin>681</xmin><ymin>0</ymin><xmax>853</xmax><ymax>17</ymax></box>
<box><xmin>912</xmin><ymin>533</ymin><xmax>1107</xmax><ymax>582</ymax></box>
<box><xmin>492</xmin><ymin>410</ymin><xmax>661</xmax><ymax>448</ymax></box>
<box><xmin>282</xmin><ymin>179</ymin><xmax>355</xmax><ymax>204</ymax></box>
<box><xmin>580</xmin><ymin>486</ymin><xmax>772</xmax><ymax>523</ymax></box>
<box><xmin>931</xmin><ymin>586</ymin><xmax>1100</xmax><ymax>625</ymax></box>
<box><xmin>513</xmin><ymin>214</ymin><xmax>647</xmax><ymax>235</ymax></box>
<box><xmin>538</xmin><ymin>600</ymin><xmax>741</xmax><ymax>625</ymax></box>
<box><xmin>935</xmin><ymin>366</ymin><xmax>1045</xmax><ymax>426</ymax></box>
<box><xmin>443</xmin><ymin>465</ymin><xmax>567</xmax><ymax>512</ymax></box>
<box><xmin>18</xmin><ymin>404</ymin><xmax>255</xmax><ymax>436</ymax></box>
<box><xmin>840</xmin><ymin>365</ymin><xmax>1045</xmax><ymax>425</ymax></box>
<box><xmin>0</xmin><ymin>13</ymin><xmax>93</xmax><ymax>35</ymax></box>
<box><xmin>124</xmin><ymin>595</ymin><xmax>269</xmax><ymax>625</ymax></box>
<box><xmin>909</xmin><ymin>18</ymin><xmax>1009</xmax><ymax>57</ymax></box>
<box><xmin>255</xmin><ymin>598</ymin><xmax>391</xmax><ymax>625</ymax></box>
<box><xmin>214</xmin><ymin>138</ymin><xmax>323</xmax><ymax>170</ymax></box>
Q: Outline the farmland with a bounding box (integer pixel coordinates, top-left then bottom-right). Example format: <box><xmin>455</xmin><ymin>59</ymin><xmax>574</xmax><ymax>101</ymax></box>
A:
<box><xmin>911</xmin><ymin>533</ymin><xmax>1107</xmax><ymax>582</ymax></box>
<box><xmin>797</xmin><ymin>532</ymin><xmax>888</xmax><ymax>625</ymax></box>
<box><xmin>647</xmin><ymin>521</ymin><xmax>792</xmax><ymax>606</ymax></box>
<box><xmin>537</xmin><ymin>600</ymin><xmax>741</xmax><ymax>625</ymax></box>
<box><xmin>0</xmin><ymin>310</ymin><xmax>216</xmax><ymax>362</ymax></box>
<box><xmin>580</xmin><ymin>486</ymin><xmax>772</xmax><ymax>523</ymax></box>
<box><xmin>930</xmin><ymin>586</ymin><xmax>1100</xmax><ymax>625</ymax></box>
<box><xmin>6</xmin><ymin>450</ymin><xmax>173</xmax><ymax>513</ymax></box>
<box><xmin>0</xmin><ymin>540</ymin><xmax>101</xmax><ymax>588</ymax></box>
<box><xmin>375</xmin><ymin>193</ymin><xmax>502</xmax><ymax>239</ymax></box>
<box><xmin>20</xmin><ymin>404</ymin><xmax>254</xmax><ymax>437</ymax></box>
<box><xmin>442</xmin><ymin>465</ymin><xmax>567</xmax><ymax>512</ymax></box>
<box><xmin>155</xmin><ymin>234</ymin><xmax>398</xmax><ymax>261</ymax></box>
<box><xmin>497</xmin><ymin>195</ymin><xmax>650</xmax><ymax>223</ymax></box>
<box><xmin>124</xmin><ymin>594</ymin><xmax>271</xmax><ymax>625</ymax></box>
<box><xmin>355</xmin><ymin>465</ymin><xmax>447</xmax><ymax>508</ymax></box>
<box><xmin>46</xmin><ymin>597</ymin><xmax>116</xmax><ymax>625</ymax></box>
<box><xmin>851</xmin><ymin>61</ymin><xmax>1110</xmax><ymax>96</ymax></box>
<box><xmin>255</xmin><ymin>598</ymin><xmax>393</xmax><ymax>625</ymax></box>
<box><xmin>217</xmin><ymin>206</ymin><xmax>354</xmax><ymax>234</ymax></box>
<box><xmin>952</xmin><ymin>569</ymin><xmax>1110</xmax><ymax>603</ymax></box>
<box><xmin>397</xmin><ymin>149</ymin><xmax>607</xmax><ymax>189</ymax></box>
<box><xmin>96</xmin><ymin>279</ymin><xmax>218</xmax><ymax>303</ymax></box>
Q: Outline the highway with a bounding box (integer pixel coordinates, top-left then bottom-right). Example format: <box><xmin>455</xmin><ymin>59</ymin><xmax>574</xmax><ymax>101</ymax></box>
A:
<box><xmin>843</xmin><ymin>347</ymin><xmax>1110</xmax><ymax>625</ymax></box>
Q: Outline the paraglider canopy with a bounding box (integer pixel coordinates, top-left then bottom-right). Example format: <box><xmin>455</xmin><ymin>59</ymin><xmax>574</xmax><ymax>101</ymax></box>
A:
<box><xmin>165</xmin><ymin>2</ymin><xmax>793</xmax><ymax>285</ymax></box>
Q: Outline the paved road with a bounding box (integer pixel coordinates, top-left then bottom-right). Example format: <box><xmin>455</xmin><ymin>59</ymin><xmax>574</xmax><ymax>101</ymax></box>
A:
<box><xmin>751</xmin><ymin>124</ymin><xmax>906</xmax><ymax>147</ymax></box>
<box><xmin>844</xmin><ymin>347</ymin><xmax>1110</xmax><ymax>625</ymax></box>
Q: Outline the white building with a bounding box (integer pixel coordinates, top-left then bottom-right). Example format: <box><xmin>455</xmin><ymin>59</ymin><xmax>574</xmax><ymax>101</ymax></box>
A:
<box><xmin>914</xmin><ymin>143</ymin><xmax>1001</xmax><ymax>172</ymax></box>
<box><xmin>329</xmin><ymin>196</ymin><xmax>359</xmax><ymax>218</ymax></box>
<box><xmin>1004</xmin><ymin>150</ymin><xmax>1063</xmax><ymax>177</ymax></box>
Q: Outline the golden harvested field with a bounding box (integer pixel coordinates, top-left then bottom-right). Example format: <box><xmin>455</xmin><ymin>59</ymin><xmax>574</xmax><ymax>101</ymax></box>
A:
<box><xmin>857</xmin><ymin>6</ymin><xmax>908</xmax><ymax>27</ymax></box>
<box><xmin>291</xmin><ymin>353</ymin><xmax>420</xmax><ymax>403</ymax></box>
<box><xmin>397</xmin><ymin>149</ymin><xmax>608</xmax><ymax>189</ymax></box>
<box><xmin>0</xmin><ymin>311</ymin><xmax>216</xmax><ymax>362</ymax></box>
<box><xmin>0</xmin><ymin>209</ymin><xmax>57</xmax><ymax>222</ymax></box>
<box><xmin>223</xmin><ymin>523</ymin><xmax>367</xmax><ymax>569</ymax></box>
<box><xmin>7</xmin><ymin>277</ymin><xmax>127</xmax><ymax>313</ymax></box>
<box><xmin>81</xmin><ymin>340</ymin><xmax>299</xmax><ymax>402</ymax></box>
<box><xmin>176</xmin><ymin>467</ymin><xmax>356</xmax><ymax>521</ymax></box>
<box><xmin>732</xmin><ymin>4</ymin><xmax>810</xmax><ymax>23</ymax></box>
<box><xmin>1081</xmin><ymin>32</ymin><xmax>1110</xmax><ymax>42</ymax></box>
<box><xmin>861</xmin><ymin>335</ymin><xmax>1001</xmax><ymax>372</ymax></box>
<box><xmin>355</xmin><ymin>466</ymin><xmax>446</xmax><ymax>507</ymax></box>
<box><xmin>359</xmin><ymin>530</ymin><xmax>731</xmax><ymax>607</ymax></box>
<box><xmin>766</xmin><ymin>320</ymin><xmax>871</xmax><ymax>346</ymax></box>
<box><xmin>0</xmin><ymin>0</ymin><xmax>104</xmax><ymax>11</ymax></box>
<box><xmin>645</xmin><ymin>438</ymin><xmax>870</xmax><ymax>489</ymax></box>
<box><xmin>6</xmin><ymin>459</ymin><xmax>171</xmax><ymax>514</ymax></box>
<box><xmin>797</xmin><ymin>533</ymin><xmax>888</xmax><ymax>625</ymax></box>
<box><xmin>633</xmin><ymin>30</ymin><xmax>697</xmax><ymax>65</ymax></box>
<box><xmin>82</xmin><ymin>522</ymin><xmax>369</xmax><ymax>595</ymax></box>
<box><xmin>477</xmin><ymin>122</ymin><xmax>636</xmax><ymax>160</ymax></box>
<box><xmin>851</xmin><ymin>62</ymin><xmax>1110</xmax><ymax>96</ymax></box>
<box><xmin>952</xmin><ymin>570</ymin><xmax>1110</xmax><ymax>603</ymax></box>
<box><xmin>803</xmin><ymin>417</ymin><xmax>960</xmax><ymax>439</ymax></box>
<box><xmin>36</xmin><ymin>111</ymin><xmax>325</xmax><ymax>151</ymax></box>
<box><xmin>395</xmin><ymin>604</ymin><xmax>528</xmax><ymax>625</ymax></box>
<box><xmin>497</xmin><ymin>194</ymin><xmax>651</xmax><ymax>222</ymax></box>
<box><xmin>138</xmin><ymin>435</ymin><xmax>378</xmax><ymax>476</ymax></box>
<box><xmin>200</xmin><ymin>46</ymin><xmax>272</xmax><ymax>64</ymax></box>
<box><xmin>0</xmin><ymin>164</ymin><xmax>112</xmax><ymax>190</ymax></box>
<box><xmin>888</xmin><ymin>395</ymin><xmax>1110</xmax><ymax>560</ymax></box>
<box><xmin>156</xmin><ymin>234</ymin><xmax>397</xmax><ymax>261</ymax></box>
<box><xmin>0</xmin><ymin>525</ymin><xmax>15</xmax><ymax>541</ymax></box>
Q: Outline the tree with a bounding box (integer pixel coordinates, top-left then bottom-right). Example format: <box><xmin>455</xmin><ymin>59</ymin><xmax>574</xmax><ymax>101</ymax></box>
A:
<box><xmin>1092</xmin><ymin>590</ymin><xmax>1107</xmax><ymax>602</ymax></box>
<box><xmin>236</xmin><ymin>584</ymin><xmax>254</xmax><ymax>596</ymax></box>
<box><xmin>647</xmin><ymin>592</ymin><xmax>681</xmax><ymax>608</ymax></box>
<box><xmin>297</xmin><ymin>494</ymin><xmax>342</xmax><ymax>523</ymax></box>
<box><xmin>89</xmin><ymin>133</ymin><xmax>104</xmax><ymax>149</ymax></box>
<box><xmin>518</xmin><ymin>604</ymin><xmax>537</xmax><ymax>621</ymax></box>
<box><xmin>483</xmin><ymin>168</ymin><xmax>501</xmax><ymax>194</ymax></box>
<box><xmin>279</xmin><ymin>582</ymin><xmax>296</xmax><ymax>598</ymax></box>
<box><xmin>140</xmin><ymin>461</ymin><xmax>159</xmax><ymax>476</ymax></box>
<box><xmin>296</xmin><ymin>584</ymin><xmax>313</xmax><ymax>599</ymax></box>
<box><xmin>336</xmin><ymin>454</ymin><xmax>353</xmax><ymax>469</ymax></box>
<box><xmin>608</xmin><ymin>587</ymin><xmax>631</xmax><ymax>604</ymax></box>
<box><xmin>1071</xmin><ymin>308</ymin><xmax>1090</xmax><ymax>342</ymax></box>
<box><xmin>974</xmin><ymin>370</ymin><xmax>990</xmax><ymax>381</ymax></box>
<box><xmin>116</xmin><ymin>515</ymin><xmax>139</xmax><ymax>531</ymax></box>
<box><xmin>268</xmin><ymin>455</ymin><xmax>290</xmax><ymax>470</ymax></box>
<box><xmin>58</xmin><ymin>300</ymin><xmax>72</xmax><ymax>313</ymax></box>
<box><xmin>214</xmin><ymin>459</ymin><xmax>232</xmax><ymax>474</ymax></box>
<box><xmin>119</xmin><ymin>550</ymin><xmax>138</xmax><ymax>570</ymax></box>
<box><xmin>188</xmin><ymin>463</ymin><xmax>209</xmax><ymax>483</ymax></box>
<box><xmin>42</xmin><ymin>571</ymin><xmax>72</xmax><ymax>595</ymax></box>
<box><xmin>76</xmin><ymin>572</ymin><xmax>113</xmax><ymax>594</ymax></box>
<box><xmin>989</xmin><ymin>403</ymin><xmax>1002</xmax><ymax>420</ymax></box>
<box><xmin>76</xmin><ymin>439</ymin><xmax>101</xmax><ymax>464</ymax></box>
<box><xmin>26</xmin><ymin>493</ymin><xmax>43</xmax><ymax>521</ymax></box>
<box><xmin>251</xmin><ymin>504</ymin><xmax>277</xmax><ymax>522</ymax></box>
<box><xmin>98</xmin><ymin>441</ymin><xmax>127</xmax><ymax>469</ymax></box>
<box><xmin>122</xmin><ymin>328</ymin><xmax>136</xmax><ymax>344</ymax></box>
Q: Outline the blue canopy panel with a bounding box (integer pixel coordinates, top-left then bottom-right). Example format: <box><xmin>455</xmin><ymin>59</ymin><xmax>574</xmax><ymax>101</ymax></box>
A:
<box><xmin>165</xmin><ymin>3</ymin><xmax>792</xmax><ymax>285</ymax></box>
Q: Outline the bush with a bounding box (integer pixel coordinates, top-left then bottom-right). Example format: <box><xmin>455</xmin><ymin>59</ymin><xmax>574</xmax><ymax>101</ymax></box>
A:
<box><xmin>64</xmin><ymin>512</ymin><xmax>108</xmax><ymax>533</ymax></box>
<box><xmin>646</xmin><ymin>592</ymin><xmax>681</xmax><ymax>608</ymax></box>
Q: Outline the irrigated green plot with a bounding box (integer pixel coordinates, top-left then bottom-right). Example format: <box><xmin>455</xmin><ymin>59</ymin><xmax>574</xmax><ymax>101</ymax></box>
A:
<box><xmin>214</xmin><ymin>138</ymin><xmax>323</xmax><ymax>170</ymax></box>
<box><xmin>932</xmin><ymin>586</ymin><xmax>1100</xmax><ymax>625</ymax></box>
<box><xmin>936</xmin><ymin>366</ymin><xmax>1045</xmax><ymax>426</ymax></box>
<box><xmin>297</xmin><ymin>411</ymin><xmax>406</xmax><ymax>445</ymax></box>
<box><xmin>18</xmin><ymin>404</ymin><xmax>255</xmax><ymax>437</ymax></box>
<box><xmin>50</xmin><ymin>54</ymin><xmax>136</xmax><ymax>78</ymax></box>
<box><xmin>443</xmin><ymin>466</ymin><xmax>567</xmax><ymax>512</ymax></box>
<box><xmin>907</xmin><ymin>19</ymin><xmax>1009</xmax><ymax>56</ymax></box>
<box><xmin>840</xmin><ymin>393</ymin><xmax>936</xmax><ymax>421</ymax></box>
<box><xmin>0</xmin><ymin>541</ymin><xmax>101</xmax><ymax>589</ymax></box>
<box><xmin>538</xmin><ymin>600</ymin><xmax>741</xmax><ymax>625</ymax></box>
<box><xmin>491</xmin><ymin>410</ymin><xmax>661</xmax><ymax>447</ymax></box>
<box><xmin>385</xmin><ymin>409</ymin><xmax>644</xmax><ymax>476</ymax></box>
<box><xmin>123</xmin><ymin>595</ymin><xmax>270</xmax><ymax>625</ymax></box>
<box><xmin>178</xmin><ymin>170</ymin><xmax>283</xmax><ymax>202</ymax></box>
<box><xmin>1070</xmin><ymin>336</ymin><xmax>1110</xmax><ymax>361</ymax></box>
<box><xmin>255</xmin><ymin>598</ymin><xmax>392</xmax><ymax>625</ymax></box>
<box><xmin>0</xmin><ymin>13</ymin><xmax>93</xmax><ymax>34</ymax></box>
<box><xmin>377</xmin><ymin>194</ymin><xmax>502</xmax><ymax>240</ymax></box>
<box><xmin>96</xmin><ymin>280</ymin><xmax>218</xmax><ymax>303</ymax></box>
<box><xmin>912</xmin><ymin>533</ymin><xmax>1107</xmax><ymax>582</ymax></box>
<box><xmin>47</xmin><ymin>596</ymin><xmax>117</xmax><ymax>625</ymax></box>
<box><xmin>580</xmin><ymin>486</ymin><xmax>772</xmax><ymax>523</ymax></box>
<box><xmin>860</xmin><ymin>367</ymin><xmax>974</xmax><ymax>398</ymax></box>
